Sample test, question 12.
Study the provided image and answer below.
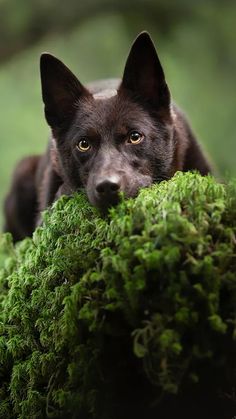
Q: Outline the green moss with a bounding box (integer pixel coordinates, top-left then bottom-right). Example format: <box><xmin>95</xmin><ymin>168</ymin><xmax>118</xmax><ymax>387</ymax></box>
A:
<box><xmin>0</xmin><ymin>172</ymin><xmax>235</xmax><ymax>418</ymax></box>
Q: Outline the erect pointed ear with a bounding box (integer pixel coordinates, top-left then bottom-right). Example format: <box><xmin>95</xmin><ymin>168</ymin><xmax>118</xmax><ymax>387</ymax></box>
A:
<box><xmin>40</xmin><ymin>53</ymin><xmax>90</xmax><ymax>129</ymax></box>
<box><xmin>120</xmin><ymin>32</ymin><xmax>170</xmax><ymax>110</ymax></box>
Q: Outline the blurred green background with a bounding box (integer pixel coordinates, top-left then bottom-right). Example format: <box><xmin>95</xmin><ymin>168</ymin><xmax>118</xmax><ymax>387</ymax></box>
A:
<box><xmin>0</xmin><ymin>0</ymin><xmax>235</xmax><ymax>227</ymax></box>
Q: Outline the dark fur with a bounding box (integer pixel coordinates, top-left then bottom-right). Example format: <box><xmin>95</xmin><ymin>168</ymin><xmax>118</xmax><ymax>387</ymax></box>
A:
<box><xmin>4</xmin><ymin>32</ymin><xmax>211</xmax><ymax>242</ymax></box>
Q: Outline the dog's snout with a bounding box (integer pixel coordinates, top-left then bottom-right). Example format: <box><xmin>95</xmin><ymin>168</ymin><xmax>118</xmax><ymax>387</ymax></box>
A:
<box><xmin>93</xmin><ymin>175</ymin><xmax>122</xmax><ymax>210</ymax></box>
<box><xmin>96</xmin><ymin>178</ymin><xmax>121</xmax><ymax>195</ymax></box>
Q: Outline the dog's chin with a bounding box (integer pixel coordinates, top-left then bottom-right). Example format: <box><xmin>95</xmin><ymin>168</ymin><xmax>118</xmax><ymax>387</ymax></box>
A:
<box><xmin>88</xmin><ymin>194</ymin><xmax>121</xmax><ymax>215</ymax></box>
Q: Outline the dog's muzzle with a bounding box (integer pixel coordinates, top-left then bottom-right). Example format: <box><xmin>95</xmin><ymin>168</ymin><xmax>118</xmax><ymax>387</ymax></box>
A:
<box><xmin>93</xmin><ymin>175</ymin><xmax>121</xmax><ymax>209</ymax></box>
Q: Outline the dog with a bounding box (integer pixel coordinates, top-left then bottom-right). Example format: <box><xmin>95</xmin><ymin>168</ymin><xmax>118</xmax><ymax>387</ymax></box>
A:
<box><xmin>3</xmin><ymin>32</ymin><xmax>211</xmax><ymax>242</ymax></box>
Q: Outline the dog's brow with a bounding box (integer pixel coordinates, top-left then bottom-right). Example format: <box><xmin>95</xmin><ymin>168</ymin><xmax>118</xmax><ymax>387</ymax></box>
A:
<box><xmin>86</xmin><ymin>127</ymin><xmax>100</xmax><ymax>138</ymax></box>
<box><xmin>116</xmin><ymin>126</ymin><xmax>128</xmax><ymax>135</ymax></box>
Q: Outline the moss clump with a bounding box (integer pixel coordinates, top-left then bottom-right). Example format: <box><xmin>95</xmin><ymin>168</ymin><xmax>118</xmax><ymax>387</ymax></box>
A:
<box><xmin>0</xmin><ymin>172</ymin><xmax>235</xmax><ymax>419</ymax></box>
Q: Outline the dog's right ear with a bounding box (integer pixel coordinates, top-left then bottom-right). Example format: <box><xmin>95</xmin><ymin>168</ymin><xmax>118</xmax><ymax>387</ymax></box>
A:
<box><xmin>120</xmin><ymin>32</ymin><xmax>170</xmax><ymax>110</ymax></box>
<box><xmin>40</xmin><ymin>54</ymin><xmax>89</xmax><ymax>129</ymax></box>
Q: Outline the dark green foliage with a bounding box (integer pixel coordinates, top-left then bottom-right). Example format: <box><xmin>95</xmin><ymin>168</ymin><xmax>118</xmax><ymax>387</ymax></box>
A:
<box><xmin>0</xmin><ymin>172</ymin><xmax>235</xmax><ymax>418</ymax></box>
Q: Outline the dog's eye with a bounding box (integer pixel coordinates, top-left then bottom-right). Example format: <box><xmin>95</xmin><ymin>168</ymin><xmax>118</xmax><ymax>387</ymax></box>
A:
<box><xmin>76</xmin><ymin>138</ymin><xmax>91</xmax><ymax>152</ymax></box>
<box><xmin>127</xmin><ymin>131</ymin><xmax>144</xmax><ymax>144</ymax></box>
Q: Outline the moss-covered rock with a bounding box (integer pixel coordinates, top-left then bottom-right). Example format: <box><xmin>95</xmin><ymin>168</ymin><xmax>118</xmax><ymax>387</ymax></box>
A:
<box><xmin>0</xmin><ymin>172</ymin><xmax>235</xmax><ymax>419</ymax></box>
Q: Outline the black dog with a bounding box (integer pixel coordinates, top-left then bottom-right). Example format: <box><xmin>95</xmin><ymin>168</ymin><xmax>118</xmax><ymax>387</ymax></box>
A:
<box><xmin>4</xmin><ymin>32</ymin><xmax>211</xmax><ymax>242</ymax></box>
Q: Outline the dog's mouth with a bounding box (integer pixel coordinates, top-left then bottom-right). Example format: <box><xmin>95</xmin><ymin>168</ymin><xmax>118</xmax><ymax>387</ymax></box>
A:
<box><xmin>88</xmin><ymin>188</ymin><xmax>121</xmax><ymax>214</ymax></box>
<box><xmin>96</xmin><ymin>196</ymin><xmax>121</xmax><ymax>215</ymax></box>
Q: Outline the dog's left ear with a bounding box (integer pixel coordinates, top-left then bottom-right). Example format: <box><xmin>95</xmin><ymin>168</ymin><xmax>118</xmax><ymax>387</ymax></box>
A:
<box><xmin>120</xmin><ymin>32</ymin><xmax>170</xmax><ymax>110</ymax></box>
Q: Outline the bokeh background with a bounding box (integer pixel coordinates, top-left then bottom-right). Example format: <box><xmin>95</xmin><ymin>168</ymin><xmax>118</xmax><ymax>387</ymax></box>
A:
<box><xmin>0</xmin><ymin>0</ymin><xmax>235</xmax><ymax>226</ymax></box>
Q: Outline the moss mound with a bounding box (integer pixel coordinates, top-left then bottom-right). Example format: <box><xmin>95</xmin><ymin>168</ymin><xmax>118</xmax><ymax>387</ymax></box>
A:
<box><xmin>0</xmin><ymin>172</ymin><xmax>235</xmax><ymax>419</ymax></box>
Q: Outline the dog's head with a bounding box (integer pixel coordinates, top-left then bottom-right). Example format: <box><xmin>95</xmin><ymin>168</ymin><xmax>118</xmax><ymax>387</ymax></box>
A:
<box><xmin>40</xmin><ymin>32</ymin><xmax>175</xmax><ymax>211</ymax></box>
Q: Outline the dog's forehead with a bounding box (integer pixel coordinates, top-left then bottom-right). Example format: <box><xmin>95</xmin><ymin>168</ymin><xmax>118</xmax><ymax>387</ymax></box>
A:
<box><xmin>76</xmin><ymin>94</ymin><xmax>152</xmax><ymax>133</ymax></box>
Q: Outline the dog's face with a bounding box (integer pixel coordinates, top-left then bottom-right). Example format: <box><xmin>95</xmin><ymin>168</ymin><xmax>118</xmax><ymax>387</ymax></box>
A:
<box><xmin>40</xmin><ymin>32</ymin><xmax>175</xmax><ymax>211</ymax></box>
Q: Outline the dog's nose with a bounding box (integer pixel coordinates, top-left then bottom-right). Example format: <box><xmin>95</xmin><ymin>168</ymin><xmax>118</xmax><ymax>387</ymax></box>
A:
<box><xmin>95</xmin><ymin>176</ymin><xmax>121</xmax><ymax>206</ymax></box>
<box><xmin>96</xmin><ymin>178</ymin><xmax>120</xmax><ymax>195</ymax></box>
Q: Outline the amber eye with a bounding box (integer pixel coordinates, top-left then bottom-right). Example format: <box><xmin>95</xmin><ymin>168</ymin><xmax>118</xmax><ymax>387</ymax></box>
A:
<box><xmin>77</xmin><ymin>138</ymin><xmax>91</xmax><ymax>152</ymax></box>
<box><xmin>127</xmin><ymin>131</ymin><xmax>144</xmax><ymax>144</ymax></box>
